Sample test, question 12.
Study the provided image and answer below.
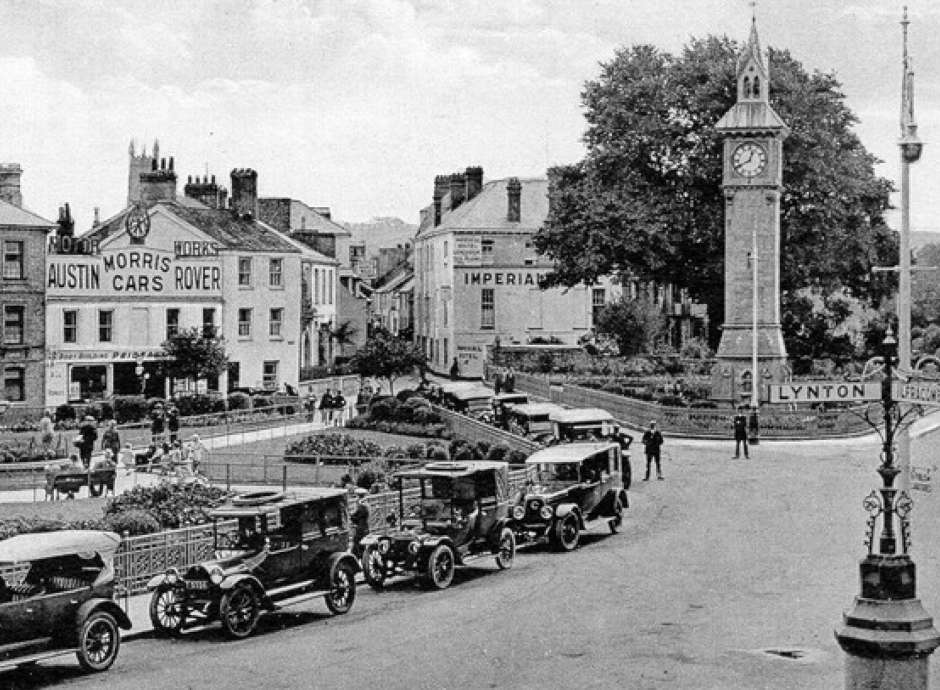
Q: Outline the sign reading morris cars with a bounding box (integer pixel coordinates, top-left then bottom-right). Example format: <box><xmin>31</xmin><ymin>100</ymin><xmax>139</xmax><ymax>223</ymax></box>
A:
<box><xmin>768</xmin><ymin>382</ymin><xmax>882</xmax><ymax>404</ymax></box>
<box><xmin>48</xmin><ymin>247</ymin><xmax>221</xmax><ymax>295</ymax></box>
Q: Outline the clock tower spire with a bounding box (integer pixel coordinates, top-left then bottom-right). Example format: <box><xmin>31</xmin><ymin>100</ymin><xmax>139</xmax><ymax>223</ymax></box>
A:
<box><xmin>711</xmin><ymin>13</ymin><xmax>790</xmax><ymax>405</ymax></box>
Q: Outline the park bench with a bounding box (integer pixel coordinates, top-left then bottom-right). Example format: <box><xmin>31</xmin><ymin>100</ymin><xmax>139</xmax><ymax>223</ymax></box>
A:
<box><xmin>51</xmin><ymin>469</ymin><xmax>116</xmax><ymax>500</ymax></box>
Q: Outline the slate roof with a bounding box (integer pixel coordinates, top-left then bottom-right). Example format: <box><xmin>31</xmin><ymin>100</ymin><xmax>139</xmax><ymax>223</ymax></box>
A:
<box><xmin>0</xmin><ymin>199</ymin><xmax>55</xmax><ymax>227</ymax></box>
<box><xmin>82</xmin><ymin>200</ymin><xmax>300</xmax><ymax>253</ymax></box>
<box><xmin>418</xmin><ymin>178</ymin><xmax>548</xmax><ymax>236</ymax></box>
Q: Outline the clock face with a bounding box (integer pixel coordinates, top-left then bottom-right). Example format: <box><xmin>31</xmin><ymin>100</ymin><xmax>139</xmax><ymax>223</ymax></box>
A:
<box><xmin>125</xmin><ymin>206</ymin><xmax>150</xmax><ymax>240</ymax></box>
<box><xmin>731</xmin><ymin>142</ymin><xmax>768</xmax><ymax>177</ymax></box>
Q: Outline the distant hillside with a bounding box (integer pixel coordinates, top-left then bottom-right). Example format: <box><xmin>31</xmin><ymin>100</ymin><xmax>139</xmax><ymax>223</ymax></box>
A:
<box><xmin>343</xmin><ymin>217</ymin><xmax>417</xmax><ymax>253</ymax></box>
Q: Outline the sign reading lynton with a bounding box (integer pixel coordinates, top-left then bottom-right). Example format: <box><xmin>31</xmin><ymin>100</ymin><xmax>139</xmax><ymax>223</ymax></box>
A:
<box><xmin>768</xmin><ymin>382</ymin><xmax>882</xmax><ymax>404</ymax></box>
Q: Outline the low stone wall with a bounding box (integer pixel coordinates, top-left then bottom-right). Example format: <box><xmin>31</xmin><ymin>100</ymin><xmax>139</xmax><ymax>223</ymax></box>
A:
<box><xmin>432</xmin><ymin>405</ymin><xmax>540</xmax><ymax>454</ymax></box>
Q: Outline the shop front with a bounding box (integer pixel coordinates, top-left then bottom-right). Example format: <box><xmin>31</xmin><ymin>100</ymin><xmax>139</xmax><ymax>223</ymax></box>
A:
<box><xmin>46</xmin><ymin>348</ymin><xmax>168</xmax><ymax>404</ymax></box>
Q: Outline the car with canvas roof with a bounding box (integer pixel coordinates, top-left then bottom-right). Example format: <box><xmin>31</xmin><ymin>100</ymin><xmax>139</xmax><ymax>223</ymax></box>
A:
<box><xmin>360</xmin><ymin>461</ymin><xmax>515</xmax><ymax>590</ymax></box>
<box><xmin>0</xmin><ymin>530</ymin><xmax>131</xmax><ymax>673</ymax></box>
<box><xmin>510</xmin><ymin>442</ymin><xmax>629</xmax><ymax>551</ymax></box>
<box><xmin>147</xmin><ymin>488</ymin><xmax>359</xmax><ymax>639</ymax></box>
<box><xmin>503</xmin><ymin>402</ymin><xmax>564</xmax><ymax>442</ymax></box>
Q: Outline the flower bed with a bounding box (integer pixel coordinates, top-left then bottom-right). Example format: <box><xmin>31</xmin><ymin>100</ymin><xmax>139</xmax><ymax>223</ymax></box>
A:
<box><xmin>105</xmin><ymin>483</ymin><xmax>232</xmax><ymax>530</ymax></box>
<box><xmin>344</xmin><ymin>393</ymin><xmax>452</xmax><ymax>438</ymax></box>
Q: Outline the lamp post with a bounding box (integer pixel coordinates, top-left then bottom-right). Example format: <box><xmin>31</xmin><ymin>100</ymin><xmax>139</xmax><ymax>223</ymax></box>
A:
<box><xmin>835</xmin><ymin>328</ymin><xmax>940</xmax><ymax>687</ymax></box>
<box><xmin>747</xmin><ymin>231</ymin><xmax>760</xmax><ymax>445</ymax></box>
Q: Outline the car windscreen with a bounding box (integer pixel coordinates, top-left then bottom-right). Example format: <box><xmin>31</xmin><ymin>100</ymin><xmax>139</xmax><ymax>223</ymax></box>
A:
<box><xmin>535</xmin><ymin>463</ymin><xmax>580</xmax><ymax>483</ymax></box>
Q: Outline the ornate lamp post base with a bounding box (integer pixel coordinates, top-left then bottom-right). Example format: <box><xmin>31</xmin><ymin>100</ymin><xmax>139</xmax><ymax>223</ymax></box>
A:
<box><xmin>836</xmin><ymin>555</ymin><xmax>940</xmax><ymax>688</ymax></box>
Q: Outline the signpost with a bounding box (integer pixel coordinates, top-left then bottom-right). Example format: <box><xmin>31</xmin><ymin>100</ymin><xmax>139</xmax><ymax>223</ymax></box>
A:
<box><xmin>767</xmin><ymin>381</ymin><xmax>881</xmax><ymax>404</ymax></box>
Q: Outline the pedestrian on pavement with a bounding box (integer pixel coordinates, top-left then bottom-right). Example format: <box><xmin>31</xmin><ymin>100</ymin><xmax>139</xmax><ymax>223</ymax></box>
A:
<box><xmin>101</xmin><ymin>419</ymin><xmax>121</xmax><ymax>459</ymax></box>
<box><xmin>319</xmin><ymin>389</ymin><xmax>333</xmax><ymax>425</ymax></box>
<box><xmin>641</xmin><ymin>420</ymin><xmax>664</xmax><ymax>481</ymax></box>
<box><xmin>450</xmin><ymin>357</ymin><xmax>460</xmax><ymax>380</ymax></box>
<box><xmin>77</xmin><ymin>415</ymin><xmax>98</xmax><ymax>467</ymax></box>
<box><xmin>333</xmin><ymin>389</ymin><xmax>347</xmax><ymax>427</ymax></box>
<box><xmin>494</xmin><ymin>368</ymin><xmax>504</xmax><ymax>395</ymax></box>
<box><xmin>167</xmin><ymin>405</ymin><xmax>180</xmax><ymax>444</ymax></box>
<box><xmin>350</xmin><ymin>487</ymin><xmax>370</xmax><ymax>557</ymax></box>
<box><xmin>733</xmin><ymin>407</ymin><xmax>750</xmax><ymax>459</ymax></box>
<box><xmin>504</xmin><ymin>366</ymin><xmax>516</xmax><ymax>393</ymax></box>
<box><xmin>150</xmin><ymin>403</ymin><xmax>165</xmax><ymax>445</ymax></box>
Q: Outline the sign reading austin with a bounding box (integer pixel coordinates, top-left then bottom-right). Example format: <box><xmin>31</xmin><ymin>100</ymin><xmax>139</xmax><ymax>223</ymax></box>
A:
<box><xmin>768</xmin><ymin>382</ymin><xmax>881</xmax><ymax>404</ymax></box>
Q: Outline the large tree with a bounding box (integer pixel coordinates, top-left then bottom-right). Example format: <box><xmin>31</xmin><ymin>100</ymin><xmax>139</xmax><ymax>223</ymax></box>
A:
<box><xmin>534</xmin><ymin>36</ymin><xmax>896</xmax><ymax>350</ymax></box>
<box><xmin>348</xmin><ymin>328</ymin><xmax>426</xmax><ymax>394</ymax></box>
<box><xmin>160</xmin><ymin>328</ymin><xmax>229</xmax><ymax>392</ymax></box>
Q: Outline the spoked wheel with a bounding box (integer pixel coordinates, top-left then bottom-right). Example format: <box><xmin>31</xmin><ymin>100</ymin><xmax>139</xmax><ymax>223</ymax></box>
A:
<box><xmin>609</xmin><ymin>497</ymin><xmax>624</xmax><ymax>534</ymax></box>
<box><xmin>553</xmin><ymin>513</ymin><xmax>580</xmax><ymax>552</ymax></box>
<box><xmin>325</xmin><ymin>562</ymin><xmax>357</xmax><ymax>615</ymax></box>
<box><xmin>495</xmin><ymin>527</ymin><xmax>516</xmax><ymax>570</ymax></box>
<box><xmin>362</xmin><ymin>544</ymin><xmax>386</xmax><ymax>590</ymax></box>
<box><xmin>149</xmin><ymin>586</ymin><xmax>186</xmax><ymax>636</ymax></box>
<box><xmin>424</xmin><ymin>544</ymin><xmax>455</xmax><ymax>590</ymax></box>
<box><xmin>219</xmin><ymin>583</ymin><xmax>260</xmax><ymax>639</ymax></box>
<box><xmin>76</xmin><ymin>611</ymin><xmax>121</xmax><ymax>672</ymax></box>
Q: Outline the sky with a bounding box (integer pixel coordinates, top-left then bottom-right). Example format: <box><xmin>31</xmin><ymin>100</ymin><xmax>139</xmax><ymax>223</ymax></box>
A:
<box><xmin>0</xmin><ymin>0</ymin><xmax>937</xmax><ymax>232</ymax></box>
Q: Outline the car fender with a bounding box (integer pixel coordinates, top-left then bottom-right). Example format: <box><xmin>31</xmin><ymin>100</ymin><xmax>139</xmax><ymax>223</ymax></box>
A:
<box><xmin>418</xmin><ymin>536</ymin><xmax>454</xmax><ymax>554</ymax></box>
<box><xmin>359</xmin><ymin>533</ymin><xmax>382</xmax><ymax>547</ymax></box>
<box><xmin>327</xmin><ymin>551</ymin><xmax>360</xmax><ymax>577</ymax></box>
<box><xmin>219</xmin><ymin>573</ymin><xmax>264</xmax><ymax>593</ymax></box>
<box><xmin>147</xmin><ymin>573</ymin><xmax>170</xmax><ymax>590</ymax></box>
<box><xmin>554</xmin><ymin>503</ymin><xmax>584</xmax><ymax>530</ymax></box>
<box><xmin>75</xmin><ymin>598</ymin><xmax>132</xmax><ymax>632</ymax></box>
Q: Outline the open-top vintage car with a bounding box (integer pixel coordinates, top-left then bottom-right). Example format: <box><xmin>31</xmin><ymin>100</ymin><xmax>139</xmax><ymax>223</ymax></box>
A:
<box><xmin>445</xmin><ymin>386</ymin><xmax>495</xmax><ymax>421</ymax></box>
<box><xmin>510</xmin><ymin>442</ymin><xmax>629</xmax><ymax>551</ymax></box>
<box><xmin>0</xmin><ymin>530</ymin><xmax>130</xmax><ymax>673</ymax></box>
<box><xmin>147</xmin><ymin>488</ymin><xmax>359</xmax><ymax>639</ymax></box>
<box><xmin>360</xmin><ymin>461</ymin><xmax>516</xmax><ymax>590</ymax></box>
<box><xmin>504</xmin><ymin>402</ymin><xmax>565</xmax><ymax>441</ymax></box>
<box><xmin>491</xmin><ymin>392</ymin><xmax>529</xmax><ymax>428</ymax></box>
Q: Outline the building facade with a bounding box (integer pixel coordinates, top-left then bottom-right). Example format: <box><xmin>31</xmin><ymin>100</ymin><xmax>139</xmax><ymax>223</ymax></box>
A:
<box><xmin>45</xmin><ymin>151</ymin><xmax>329</xmax><ymax>405</ymax></box>
<box><xmin>0</xmin><ymin>164</ymin><xmax>55</xmax><ymax>413</ymax></box>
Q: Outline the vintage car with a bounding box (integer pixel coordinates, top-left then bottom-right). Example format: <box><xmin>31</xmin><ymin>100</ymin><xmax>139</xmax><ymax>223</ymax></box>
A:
<box><xmin>504</xmin><ymin>402</ymin><xmax>565</xmax><ymax>441</ymax></box>
<box><xmin>147</xmin><ymin>488</ymin><xmax>359</xmax><ymax>639</ymax></box>
<box><xmin>549</xmin><ymin>408</ymin><xmax>634</xmax><ymax>480</ymax></box>
<box><xmin>443</xmin><ymin>385</ymin><xmax>495</xmax><ymax>421</ymax></box>
<box><xmin>360</xmin><ymin>461</ymin><xmax>516</xmax><ymax>590</ymax></box>
<box><xmin>491</xmin><ymin>392</ymin><xmax>529</xmax><ymax>427</ymax></box>
<box><xmin>0</xmin><ymin>530</ymin><xmax>130</xmax><ymax>673</ymax></box>
<box><xmin>510</xmin><ymin>442</ymin><xmax>629</xmax><ymax>551</ymax></box>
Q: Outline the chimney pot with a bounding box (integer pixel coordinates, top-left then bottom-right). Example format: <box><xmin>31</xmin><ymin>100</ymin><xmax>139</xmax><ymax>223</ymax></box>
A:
<box><xmin>465</xmin><ymin>166</ymin><xmax>483</xmax><ymax>201</ymax></box>
<box><xmin>506</xmin><ymin>177</ymin><xmax>522</xmax><ymax>222</ymax></box>
<box><xmin>0</xmin><ymin>163</ymin><xmax>24</xmax><ymax>207</ymax></box>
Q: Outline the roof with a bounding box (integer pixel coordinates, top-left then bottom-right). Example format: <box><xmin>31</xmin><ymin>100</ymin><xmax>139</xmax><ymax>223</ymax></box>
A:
<box><xmin>0</xmin><ymin>530</ymin><xmax>121</xmax><ymax>563</ymax></box>
<box><xmin>419</xmin><ymin>178</ymin><xmax>548</xmax><ymax>237</ymax></box>
<box><xmin>508</xmin><ymin>402</ymin><xmax>563</xmax><ymax>417</ymax></box>
<box><xmin>84</xmin><ymin>201</ymin><xmax>301</xmax><ymax>253</ymax></box>
<box><xmin>439</xmin><ymin>381</ymin><xmax>483</xmax><ymax>395</ymax></box>
<box><xmin>494</xmin><ymin>393</ymin><xmax>529</xmax><ymax>403</ymax></box>
<box><xmin>0</xmin><ymin>199</ymin><xmax>55</xmax><ymax>228</ymax></box>
<box><xmin>526</xmin><ymin>442</ymin><xmax>618</xmax><ymax>464</ymax></box>
<box><xmin>396</xmin><ymin>461</ymin><xmax>508</xmax><ymax>480</ymax></box>
<box><xmin>451</xmin><ymin>387</ymin><xmax>493</xmax><ymax>401</ymax></box>
<box><xmin>548</xmin><ymin>408</ymin><xmax>614</xmax><ymax>424</ymax></box>
<box><xmin>210</xmin><ymin>488</ymin><xmax>347</xmax><ymax>518</ymax></box>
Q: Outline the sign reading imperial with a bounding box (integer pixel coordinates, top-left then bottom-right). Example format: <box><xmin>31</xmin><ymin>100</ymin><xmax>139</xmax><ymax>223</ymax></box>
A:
<box><xmin>48</xmin><ymin>248</ymin><xmax>221</xmax><ymax>294</ymax></box>
<box><xmin>461</xmin><ymin>270</ymin><xmax>549</xmax><ymax>287</ymax></box>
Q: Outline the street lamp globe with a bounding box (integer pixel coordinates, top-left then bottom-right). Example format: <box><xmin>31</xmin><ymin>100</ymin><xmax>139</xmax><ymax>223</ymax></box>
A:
<box><xmin>900</xmin><ymin>136</ymin><xmax>923</xmax><ymax>163</ymax></box>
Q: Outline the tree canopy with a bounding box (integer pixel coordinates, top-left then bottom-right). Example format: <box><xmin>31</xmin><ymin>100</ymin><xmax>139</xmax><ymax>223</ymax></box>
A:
<box><xmin>348</xmin><ymin>328</ymin><xmax>426</xmax><ymax>394</ymax></box>
<box><xmin>534</xmin><ymin>36</ymin><xmax>897</xmax><ymax>350</ymax></box>
<box><xmin>160</xmin><ymin>328</ymin><xmax>229</xmax><ymax>387</ymax></box>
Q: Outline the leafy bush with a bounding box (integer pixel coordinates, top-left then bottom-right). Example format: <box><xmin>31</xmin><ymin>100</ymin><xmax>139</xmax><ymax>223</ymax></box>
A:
<box><xmin>112</xmin><ymin>395</ymin><xmax>149</xmax><ymax>423</ymax></box>
<box><xmin>227</xmin><ymin>392</ymin><xmax>250</xmax><ymax>410</ymax></box>
<box><xmin>484</xmin><ymin>442</ymin><xmax>512</xmax><ymax>462</ymax></box>
<box><xmin>284</xmin><ymin>434</ymin><xmax>385</xmax><ymax>464</ymax></box>
<box><xmin>55</xmin><ymin>404</ymin><xmax>76</xmax><ymax>424</ymax></box>
<box><xmin>103</xmin><ymin>508</ymin><xmax>161</xmax><ymax>535</ymax></box>
<box><xmin>368</xmin><ymin>397</ymin><xmax>398</xmax><ymax>420</ymax></box>
<box><xmin>105</xmin><ymin>483</ymin><xmax>231</xmax><ymax>529</ymax></box>
<box><xmin>251</xmin><ymin>395</ymin><xmax>273</xmax><ymax>411</ymax></box>
<box><xmin>175</xmin><ymin>394</ymin><xmax>225</xmax><ymax>418</ymax></box>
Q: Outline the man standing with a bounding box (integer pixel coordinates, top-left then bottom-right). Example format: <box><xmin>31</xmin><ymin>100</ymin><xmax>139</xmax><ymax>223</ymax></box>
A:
<box><xmin>641</xmin><ymin>421</ymin><xmax>664</xmax><ymax>481</ymax></box>
<box><xmin>504</xmin><ymin>366</ymin><xmax>516</xmax><ymax>393</ymax></box>
<box><xmin>78</xmin><ymin>415</ymin><xmax>98</xmax><ymax>468</ymax></box>
<box><xmin>167</xmin><ymin>405</ymin><xmax>180</xmax><ymax>445</ymax></box>
<box><xmin>450</xmin><ymin>357</ymin><xmax>460</xmax><ymax>380</ymax></box>
<box><xmin>350</xmin><ymin>487</ymin><xmax>370</xmax><ymax>557</ymax></box>
<box><xmin>733</xmin><ymin>407</ymin><xmax>750</xmax><ymax>459</ymax></box>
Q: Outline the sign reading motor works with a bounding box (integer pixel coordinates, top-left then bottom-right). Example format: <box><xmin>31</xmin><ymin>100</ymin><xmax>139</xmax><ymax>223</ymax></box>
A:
<box><xmin>768</xmin><ymin>382</ymin><xmax>882</xmax><ymax>404</ymax></box>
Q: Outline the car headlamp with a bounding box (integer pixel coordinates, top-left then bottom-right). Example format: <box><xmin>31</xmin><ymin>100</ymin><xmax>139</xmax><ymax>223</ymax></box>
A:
<box><xmin>165</xmin><ymin>567</ymin><xmax>179</xmax><ymax>585</ymax></box>
<box><xmin>209</xmin><ymin>567</ymin><xmax>224</xmax><ymax>585</ymax></box>
<box><xmin>512</xmin><ymin>505</ymin><xmax>525</xmax><ymax>520</ymax></box>
<box><xmin>539</xmin><ymin>506</ymin><xmax>554</xmax><ymax>520</ymax></box>
<box><xmin>379</xmin><ymin>539</ymin><xmax>391</xmax><ymax>555</ymax></box>
<box><xmin>408</xmin><ymin>541</ymin><xmax>420</xmax><ymax>554</ymax></box>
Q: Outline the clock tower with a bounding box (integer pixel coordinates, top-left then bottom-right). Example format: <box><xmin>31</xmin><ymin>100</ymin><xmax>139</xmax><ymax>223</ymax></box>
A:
<box><xmin>711</xmin><ymin>16</ymin><xmax>790</xmax><ymax>402</ymax></box>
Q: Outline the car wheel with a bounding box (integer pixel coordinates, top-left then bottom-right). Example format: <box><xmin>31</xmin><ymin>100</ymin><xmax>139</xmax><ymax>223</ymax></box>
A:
<box><xmin>622</xmin><ymin>458</ymin><xmax>632</xmax><ymax>490</ymax></box>
<box><xmin>424</xmin><ymin>544</ymin><xmax>456</xmax><ymax>590</ymax></box>
<box><xmin>324</xmin><ymin>562</ymin><xmax>357</xmax><ymax>615</ymax></box>
<box><xmin>495</xmin><ymin>527</ymin><xmax>515</xmax><ymax>570</ymax></box>
<box><xmin>362</xmin><ymin>544</ymin><xmax>386</xmax><ymax>590</ymax></box>
<box><xmin>76</xmin><ymin>611</ymin><xmax>121</xmax><ymax>673</ymax></box>
<box><xmin>553</xmin><ymin>513</ymin><xmax>579</xmax><ymax>552</ymax></box>
<box><xmin>609</xmin><ymin>497</ymin><xmax>624</xmax><ymax>534</ymax></box>
<box><xmin>219</xmin><ymin>583</ymin><xmax>260</xmax><ymax>639</ymax></box>
<box><xmin>149</xmin><ymin>586</ymin><xmax>185</xmax><ymax>636</ymax></box>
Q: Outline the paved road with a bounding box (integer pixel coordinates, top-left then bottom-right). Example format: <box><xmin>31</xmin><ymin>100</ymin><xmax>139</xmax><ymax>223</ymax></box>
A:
<box><xmin>7</xmin><ymin>423</ymin><xmax>940</xmax><ymax>689</ymax></box>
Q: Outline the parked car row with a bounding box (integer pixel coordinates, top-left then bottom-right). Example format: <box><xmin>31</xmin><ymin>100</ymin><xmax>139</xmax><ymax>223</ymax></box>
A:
<box><xmin>0</xmin><ymin>440</ymin><xmax>630</xmax><ymax>676</ymax></box>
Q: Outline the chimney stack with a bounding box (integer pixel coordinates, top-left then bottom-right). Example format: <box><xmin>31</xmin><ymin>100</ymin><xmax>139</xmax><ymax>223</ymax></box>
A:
<box><xmin>433</xmin><ymin>174</ymin><xmax>448</xmax><ymax>226</ymax></box>
<box><xmin>506</xmin><ymin>177</ymin><xmax>521</xmax><ymax>222</ymax></box>
<box><xmin>465</xmin><ymin>166</ymin><xmax>483</xmax><ymax>201</ymax></box>
<box><xmin>0</xmin><ymin>164</ymin><xmax>23</xmax><ymax>207</ymax></box>
<box><xmin>230</xmin><ymin>168</ymin><xmax>259</xmax><ymax>218</ymax></box>
<box><xmin>448</xmin><ymin>172</ymin><xmax>466</xmax><ymax>210</ymax></box>
<box><xmin>138</xmin><ymin>150</ymin><xmax>177</xmax><ymax>205</ymax></box>
<box><xmin>185</xmin><ymin>172</ymin><xmax>228</xmax><ymax>209</ymax></box>
<box><xmin>93</xmin><ymin>207</ymin><xmax>100</xmax><ymax>228</ymax></box>
<box><xmin>56</xmin><ymin>203</ymin><xmax>74</xmax><ymax>239</ymax></box>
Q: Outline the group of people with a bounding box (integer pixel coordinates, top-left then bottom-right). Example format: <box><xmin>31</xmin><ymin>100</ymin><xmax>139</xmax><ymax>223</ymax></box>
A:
<box><xmin>149</xmin><ymin>402</ymin><xmax>181</xmax><ymax>446</ymax></box>
<box><xmin>493</xmin><ymin>366</ymin><xmax>517</xmax><ymax>395</ymax></box>
<box><xmin>304</xmin><ymin>388</ymin><xmax>349</xmax><ymax>426</ymax></box>
<box><xmin>137</xmin><ymin>435</ymin><xmax>208</xmax><ymax>478</ymax></box>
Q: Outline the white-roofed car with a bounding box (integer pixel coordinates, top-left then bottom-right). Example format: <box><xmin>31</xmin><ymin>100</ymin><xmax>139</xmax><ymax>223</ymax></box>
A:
<box><xmin>0</xmin><ymin>530</ymin><xmax>130</xmax><ymax>673</ymax></box>
<box><xmin>509</xmin><ymin>442</ymin><xmax>629</xmax><ymax>551</ymax></box>
<box><xmin>549</xmin><ymin>408</ymin><xmax>633</xmax><ymax>484</ymax></box>
<box><xmin>503</xmin><ymin>402</ymin><xmax>565</xmax><ymax>443</ymax></box>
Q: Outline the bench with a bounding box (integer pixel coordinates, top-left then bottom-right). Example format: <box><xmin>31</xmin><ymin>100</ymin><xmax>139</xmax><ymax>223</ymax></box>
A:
<box><xmin>51</xmin><ymin>470</ymin><xmax>116</xmax><ymax>500</ymax></box>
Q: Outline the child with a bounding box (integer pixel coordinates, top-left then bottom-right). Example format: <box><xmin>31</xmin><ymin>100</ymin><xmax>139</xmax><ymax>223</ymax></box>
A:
<box><xmin>118</xmin><ymin>442</ymin><xmax>135</xmax><ymax>475</ymax></box>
